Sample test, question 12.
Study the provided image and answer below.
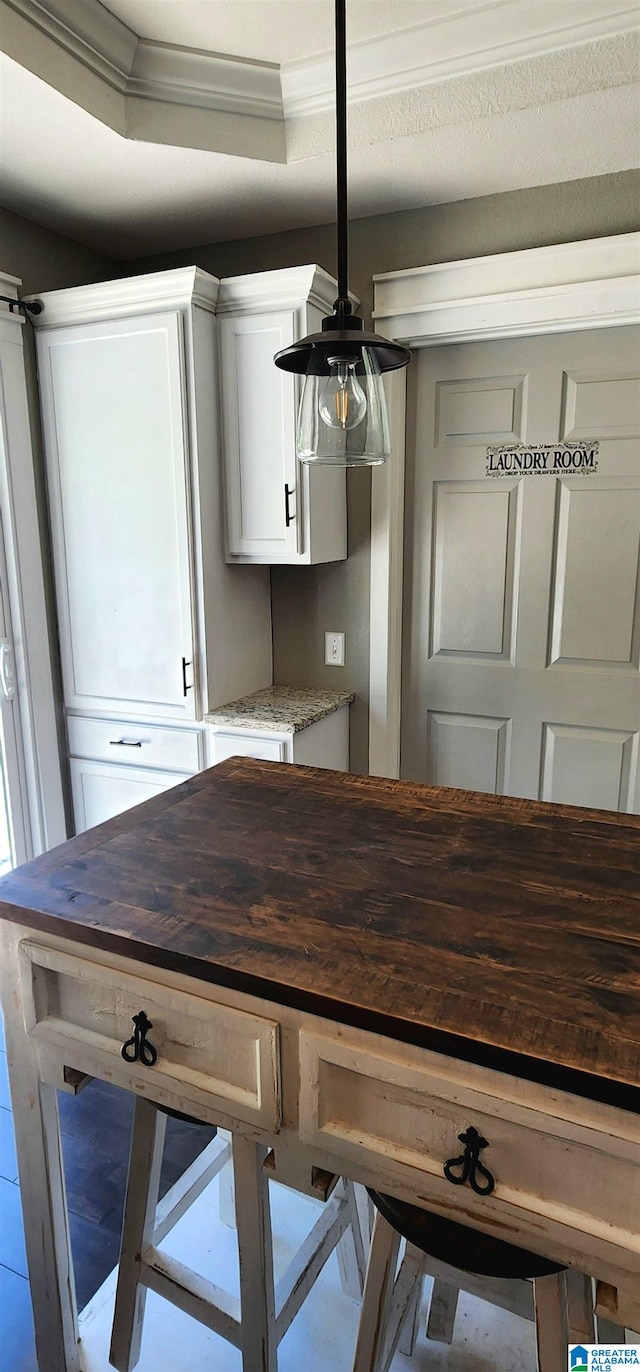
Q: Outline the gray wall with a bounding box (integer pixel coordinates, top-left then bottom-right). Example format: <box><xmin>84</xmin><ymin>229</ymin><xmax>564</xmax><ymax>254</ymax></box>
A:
<box><xmin>129</xmin><ymin>170</ymin><xmax>640</xmax><ymax>771</ymax></box>
<box><xmin>0</xmin><ymin>205</ymin><xmax>113</xmax><ymax>294</ymax></box>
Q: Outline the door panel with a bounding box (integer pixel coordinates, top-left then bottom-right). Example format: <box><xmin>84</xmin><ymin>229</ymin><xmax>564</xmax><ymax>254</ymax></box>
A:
<box><xmin>220</xmin><ymin>311</ymin><xmax>300</xmax><ymax>560</ymax></box>
<box><xmin>38</xmin><ymin>312</ymin><xmax>196</xmax><ymax>721</ymax></box>
<box><xmin>540</xmin><ymin>723</ymin><xmax>638</xmax><ymax>811</ymax></box>
<box><xmin>549</xmin><ymin>479</ymin><xmax>640</xmax><ymax>669</ymax></box>
<box><xmin>428</xmin><ymin>711</ymin><xmax>511</xmax><ymax>794</ymax></box>
<box><xmin>402</xmin><ymin>326</ymin><xmax>640</xmax><ymax>812</ymax></box>
<box><xmin>432</xmin><ymin>480</ymin><xmax>520</xmax><ymax>660</ymax></box>
<box><xmin>435</xmin><ymin>374</ymin><xmax>527</xmax><ymax>446</ymax></box>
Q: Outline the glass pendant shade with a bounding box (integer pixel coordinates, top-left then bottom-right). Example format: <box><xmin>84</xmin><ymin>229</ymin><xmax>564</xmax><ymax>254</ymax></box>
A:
<box><xmin>297</xmin><ymin>344</ymin><xmax>390</xmax><ymax>466</ymax></box>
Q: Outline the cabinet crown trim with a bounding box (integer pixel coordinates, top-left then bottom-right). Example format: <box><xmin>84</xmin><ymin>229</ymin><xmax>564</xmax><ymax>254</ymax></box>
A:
<box><xmin>217</xmin><ymin>264</ymin><xmax>357</xmax><ymax>317</ymax></box>
<box><xmin>28</xmin><ymin>266</ymin><xmax>220</xmax><ymax>327</ymax></box>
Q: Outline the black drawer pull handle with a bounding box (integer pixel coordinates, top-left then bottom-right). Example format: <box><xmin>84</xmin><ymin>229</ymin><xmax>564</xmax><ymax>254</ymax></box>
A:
<box><xmin>121</xmin><ymin>1011</ymin><xmax>157</xmax><ymax>1067</ymax></box>
<box><xmin>444</xmin><ymin>1125</ymin><xmax>495</xmax><ymax>1196</ymax></box>
<box><xmin>284</xmin><ymin>483</ymin><xmax>294</xmax><ymax>528</ymax></box>
<box><xmin>110</xmin><ymin>739</ymin><xmax>143</xmax><ymax>747</ymax></box>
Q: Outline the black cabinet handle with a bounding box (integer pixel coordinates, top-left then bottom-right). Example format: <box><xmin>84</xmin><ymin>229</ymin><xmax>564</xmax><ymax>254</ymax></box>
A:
<box><xmin>121</xmin><ymin>1011</ymin><xmax>157</xmax><ymax>1067</ymax></box>
<box><xmin>110</xmin><ymin>739</ymin><xmax>143</xmax><ymax>747</ymax></box>
<box><xmin>182</xmin><ymin>657</ymin><xmax>193</xmax><ymax>696</ymax></box>
<box><xmin>284</xmin><ymin>483</ymin><xmax>294</xmax><ymax>528</ymax></box>
<box><xmin>444</xmin><ymin>1125</ymin><xmax>495</xmax><ymax>1195</ymax></box>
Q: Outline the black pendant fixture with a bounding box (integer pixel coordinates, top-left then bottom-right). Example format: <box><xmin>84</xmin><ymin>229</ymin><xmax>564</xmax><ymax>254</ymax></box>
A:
<box><xmin>274</xmin><ymin>0</ymin><xmax>411</xmax><ymax>466</ymax></box>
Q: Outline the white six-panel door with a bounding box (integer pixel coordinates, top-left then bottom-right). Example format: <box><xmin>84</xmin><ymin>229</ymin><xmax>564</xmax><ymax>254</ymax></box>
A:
<box><xmin>401</xmin><ymin>326</ymin><xmax>640</xmax><ymax>812</ymax></box>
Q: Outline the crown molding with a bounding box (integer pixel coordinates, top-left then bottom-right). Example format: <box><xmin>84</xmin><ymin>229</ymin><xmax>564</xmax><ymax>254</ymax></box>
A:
<box><xmin>27</xmin><ymin>267</ymin><xmax>220</xmax><ymax>327</ymax></box>
<box><xmin>3</xmin><ymin>0</ymin><xmax>638</xmax><ymax>157</ymax></box>
<box><xmin>1</xmin><ymin>0</ymin><xmax>284</xmax><ymax>158</ymax></box>
<box><xmin>3</xmin><ymin>0</ymin><xmax>134</xmax><ymax>92</ymax></box>
<box><xmin>216</xmin><ymin>265</ymin><xmax>346</xmax><ymax>316</ymax></box>
<box><xmin>282</xmin><ymin>0</ymin><xmax>640</xmax><ymax>118</ymax></box>
<box><xmin>372</xmin><ymin>233</ymin><xmax>640</xmax><ymax>346</ymax></box>
<box><xmin>128</xmin><ymin>40</ymin><xmax>282</xmax><ymax>122</ymax></box>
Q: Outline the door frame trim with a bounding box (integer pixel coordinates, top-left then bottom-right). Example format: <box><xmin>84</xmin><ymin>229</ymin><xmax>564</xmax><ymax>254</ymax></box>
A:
<box><xmin>0</xmin><ymin>276</ymin><xmax>67</xmax><ymax>853</ymax></box>
<box><xmin>368</xmin><ymin>231</ymin><xmax>640</xmax><ymax>777</ymax></box>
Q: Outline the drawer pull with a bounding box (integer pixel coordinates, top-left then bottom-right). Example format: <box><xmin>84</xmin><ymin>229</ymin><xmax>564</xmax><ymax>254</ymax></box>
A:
<box><xmin>110</xmin><ymin>739</ymin><xmax>143</xmax><ymax>747</ymax></box>
<box><xmin>121</xmin><ymin>1011</ymin><xmax>157</xmax><ymax>1067</ymax></box>
<box><xmin>444</xmin><ymin>1125</ymin><xmax>495</xmax><ymax>1196</ymax></box>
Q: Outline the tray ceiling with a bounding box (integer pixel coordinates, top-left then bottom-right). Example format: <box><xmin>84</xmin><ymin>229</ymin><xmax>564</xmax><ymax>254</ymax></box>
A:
<box><xmin>0</xmin><ymin>0</ymin><xmax>638</xmax><ymax>257</ymax></box>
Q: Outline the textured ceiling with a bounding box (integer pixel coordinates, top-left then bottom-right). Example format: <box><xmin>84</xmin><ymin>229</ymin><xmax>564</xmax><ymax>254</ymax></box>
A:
<box><xmin>99</xmin><ymin>0</ymin><xmax>469</xmax><ymax>64</ymax></box>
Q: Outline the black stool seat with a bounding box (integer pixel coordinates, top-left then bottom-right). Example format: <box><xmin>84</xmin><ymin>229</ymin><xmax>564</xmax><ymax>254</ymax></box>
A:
<box><xmin>367</xmin><ymin>1190</ymin><xmax>566</xmax><ymax>1280</ymax></box>
<box><xmin>153</xmin><ymin>1102</ymin><xmax>216</xmax><ymax>1128</ymax></box>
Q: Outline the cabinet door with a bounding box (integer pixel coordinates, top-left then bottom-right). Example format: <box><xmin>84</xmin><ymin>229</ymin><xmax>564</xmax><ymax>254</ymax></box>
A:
<box><xmin>220</xmin><ymin>311</ymin><xmax>300</xmax><ymax>560</ymax></box>
<box><xmin>70</xmin><ymin>757</ymin><xmax>189</xmax><ymax>833</ymax></box>
<box><xmin>38</xmin><ymin>312</ymin><xmax>196</xmax><ymax>720</ymax></box>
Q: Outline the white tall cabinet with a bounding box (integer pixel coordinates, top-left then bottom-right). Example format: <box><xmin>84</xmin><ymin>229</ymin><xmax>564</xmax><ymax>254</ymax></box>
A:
<box><xmin>34</xmin><ymin>268</ymin><xmax>273</xmax><ymax>832</ymax></box>
<box><xmin>218</xmin><ymin>266</ymin><xmax>347</xmax><ymax>564</ymax></box>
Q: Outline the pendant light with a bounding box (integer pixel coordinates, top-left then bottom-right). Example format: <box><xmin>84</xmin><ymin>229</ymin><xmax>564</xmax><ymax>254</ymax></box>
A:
<box><xmin>274</xmin><ymin>0</ymin><xmax>411</xmax><ymax>466</ymax></box>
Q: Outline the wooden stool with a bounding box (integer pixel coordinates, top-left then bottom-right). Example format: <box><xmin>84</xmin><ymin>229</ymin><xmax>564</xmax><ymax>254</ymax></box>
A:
<box><xmin>352</xmin><ymin>1191</ymin><xmax>606</xmax><ymax>1372</ymax></box>
<box><xmin>109</xmin><ymin>1096</ymin><xmax>367</xmax><ymax>1372</ymax></box>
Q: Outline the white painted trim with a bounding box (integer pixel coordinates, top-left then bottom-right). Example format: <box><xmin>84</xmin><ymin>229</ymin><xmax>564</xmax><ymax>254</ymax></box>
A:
<box><xmin>368</xmin><ymin>370</ymin><xmax>406</xmax><ymax>780</ymax></box>
<box><xmin>0</xmin><ymin>291</ymin><xmax>66</xmax><ymax>851</ymax></box>
<box><xmin>282</xmin><ymin>0</ymin><xmax>640</xmax><ymax>117</ymax></box>
<box><xmin>0</xmin><ymin>273</ymin><xmax>22</xmax><ymax>294</ymax></box>
<box><xmin>368</xmin><ymin>232</ymin><xmax>640</xmax><ymax>778</ymax></box>
<box><xmin>3</xmin><ymin>0</ymin><xmax>135</xmax><ymax>93</ymax></box>
<box><xmin>372</xmin><ymin>233</ymin><xmax>640</xmax><ymax>344</ymax></box>
<box><xmin>4</xmin><ymin>0</ymin><xmax>637</xmax><ymax>147</ymax></box>
<box><xmin>128</xmin><ymin>40</ymin><xmax>283</xmax><ymax>122</ymax></box>
<box><xmin>217</xmin><ymin>266</ymin><xmax>345</xmax><ymax>318</ymax></box>
<box><xmin>27</xmin><ymin>266</ymin><xmax>219</xmax><ymax>327</ymax></box>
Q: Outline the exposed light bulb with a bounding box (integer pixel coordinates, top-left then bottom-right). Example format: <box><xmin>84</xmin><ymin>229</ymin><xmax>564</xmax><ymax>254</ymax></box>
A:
<box><xmin>319</xmin><ymin>359</ymin><xmax>366</xmax><ymax>431</ymax></box>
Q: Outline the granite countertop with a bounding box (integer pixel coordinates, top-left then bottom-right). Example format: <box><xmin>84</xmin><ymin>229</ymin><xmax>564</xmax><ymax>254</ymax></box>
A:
<box><xmin>204</xmin><ymin>685</ymin><xmax>355</xmax><ymax>733</ymax></box>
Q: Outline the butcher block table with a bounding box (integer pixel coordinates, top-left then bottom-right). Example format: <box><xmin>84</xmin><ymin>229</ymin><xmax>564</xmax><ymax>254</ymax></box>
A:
<box><xmin>0</xmin><ymin>757</ymin><xmax>639</xmax><ymax>1371</ymax></box>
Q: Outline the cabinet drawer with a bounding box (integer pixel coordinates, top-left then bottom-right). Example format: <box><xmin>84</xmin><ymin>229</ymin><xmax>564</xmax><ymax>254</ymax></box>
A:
<box><xmin>67</xmin><ymin>716</ymin><xmax>202</xmax><ymax>772</ymax></box>
<box><xmin>299</xmin><ymin>1032</ymin><xmax>640</xmax><ymax>1258</ymax></box>
<box><xmin>70</xmin><ymin>757</ymin><xmax>191</xmax><ymax>832</ymax></box>
<box><xmin>21</xmin><ymin>941</ymin><xmax>281</xmax><ymax>1133</ymax></box>
<box><xmin>212</xmin><ymin>730</ymin><xmax>286</xmax><ymax>765</ymax></box>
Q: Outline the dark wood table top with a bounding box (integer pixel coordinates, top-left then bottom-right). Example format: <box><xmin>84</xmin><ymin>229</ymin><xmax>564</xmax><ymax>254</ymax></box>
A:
<box><xmin>1</xmin><ymin>759</ymin><xmax>639</xmax><ymax>1110</ymax></box>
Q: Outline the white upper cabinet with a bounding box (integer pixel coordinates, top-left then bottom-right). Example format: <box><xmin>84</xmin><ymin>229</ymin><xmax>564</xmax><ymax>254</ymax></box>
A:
<box><xmin>218</xmin><ymin>266</ymin><xmax>347</xmax><ymax>565</ymax></box>
<box><xmin>34</xmin><ymin>268</ymin><xmax>273</xmax><ymax>724</ymax></box>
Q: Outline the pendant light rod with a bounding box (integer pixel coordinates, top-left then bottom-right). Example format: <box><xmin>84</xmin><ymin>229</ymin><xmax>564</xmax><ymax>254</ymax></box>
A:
<box><xmin>334</xmin><ymin>0</ymin><xmax>349</xmax><ymax>308</ymax></box>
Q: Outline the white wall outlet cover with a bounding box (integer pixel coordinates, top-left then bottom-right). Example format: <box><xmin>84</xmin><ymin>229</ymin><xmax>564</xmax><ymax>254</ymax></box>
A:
<box><xmin>325</xmin><ymin>631</ymin><xmax>345</xmax><ymax>666</ymax></box>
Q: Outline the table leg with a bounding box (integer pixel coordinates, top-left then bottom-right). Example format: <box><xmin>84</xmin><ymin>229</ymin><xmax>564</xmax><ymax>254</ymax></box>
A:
<box><xmin>232</xmin><ymin>1132</ymin><xmax>278</xmax><ymax>1372</ymax></box>
<box><xmin>1</xmin><ymin>930</ymin><xmax>80</xmax><ymax>1371</ymax></box>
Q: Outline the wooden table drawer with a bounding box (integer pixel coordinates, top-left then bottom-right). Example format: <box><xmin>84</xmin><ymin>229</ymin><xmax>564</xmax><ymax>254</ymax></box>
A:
<box><xmin>299</xmin><ymin>1031</ymin><xmax>640</xmax><ymax>1262</ymax></box>
<box><xmin>67</xmin><ymin>715</ymin><xmax>203</xmax><ymax>773</ymax></box>
<box><xmin>20</xmin><ymin>941</ymin><xmax>281</xmax><ymax>1133</ymax></box>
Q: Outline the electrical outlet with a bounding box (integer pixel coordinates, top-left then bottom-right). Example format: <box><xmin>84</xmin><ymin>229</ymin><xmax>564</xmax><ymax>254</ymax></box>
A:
<box><xmin>325</xmin><ymin>631</ymin><xmax>345</xmax><ymax>666</ymax></box>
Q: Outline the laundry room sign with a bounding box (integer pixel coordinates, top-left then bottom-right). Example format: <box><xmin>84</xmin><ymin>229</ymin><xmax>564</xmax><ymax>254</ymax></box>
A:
<box><xmin>486</xmin><ymin>440</ymin><xmax>599</xmax><ymax>477</ymax></box>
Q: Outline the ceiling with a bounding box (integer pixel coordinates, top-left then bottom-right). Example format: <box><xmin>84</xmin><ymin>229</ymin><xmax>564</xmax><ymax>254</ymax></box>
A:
<box><xmin>0</xmin><ymin>0</ymin><xmax>638</xmax><ymax>259</ymax></box>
